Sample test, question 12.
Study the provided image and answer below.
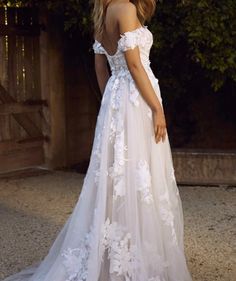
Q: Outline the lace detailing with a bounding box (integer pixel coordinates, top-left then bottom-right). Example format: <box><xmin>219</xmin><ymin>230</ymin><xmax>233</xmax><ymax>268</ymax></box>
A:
<box><xmin>0</xmin><ymin>24</ymin><xmax>192</xmax><ymax>281</ymax></box>
<box><xmin>106</xmin><ymin>75</ymin><xmax>154</xmax><ymax>203</ymax></box>
<box><xmin>62</xmin><ymin>217</ymin><xmax>170</xmax><ymax>281</ymax></box>
<box><xmin>92</xmin><ymin>40</ymin><xmax>106</xmax><ymax>54</ymax></box>
<box><xmin>92</xmin><ymin>25</ymin><xmax>151</xmax><ymax>55</ymax></box>
<box><xmin>118</xmin><ymin>30</ymin><xmax>138</xmax><ymax>52</ymax></box>
<box><xmin>109</xmin><ymin>71</ymin><xmax>141</xmax><ymax>107</ymax></box>
<box><xmin>85</xmin><ymin>25</ymin><xmax>192</xmax><ymax>281</ymax></box>
<box><xmin>159</xmin><ymin>191</ymin><xmax>178</xmax><ymax>246</ymax></box>
<box><xmin>136</xmin><ymin>160</ymin><xmax>153</xmax><ymax>204</ymax></box>
<box><xmin>129</xmin><ymin>81</ymin><xmax>140</xmax><ymax>107</ymax></box>
<box><xmin>92</xmin><ymin>26</ymin><xmax>154</xmax><ymax>109</ymax></box>
<box><xmin>107</xmin><ymin>76</ymin><xmax>127</xmax><ymax>201</ymax></box>
<box><xmin>100</xmin><ymin>218</ymin><xmax>139</xmax><ymax>280</ymax></box>
<box><xmin>61</xmin><ymin>216</ymin><xmax>172</xmax><ymax>281</ymax></box>
<box><xmin>61</xmin><ymin>208</ymin><xmax>99</xmax><ymax>281</ymax></box>
<box><xmin>61</xmin><ymin>229</ymin><xmax>94</xmax><ymax>281</ymax></box>
<box><xmin>118</xmin><ymin>26</ymin><xmax>148</xmax><ymax>52</ymax></box>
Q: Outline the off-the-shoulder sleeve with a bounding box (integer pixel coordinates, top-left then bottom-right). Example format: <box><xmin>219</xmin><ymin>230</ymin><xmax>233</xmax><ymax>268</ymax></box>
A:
<box><xmin>92</xmin><ymin>40</ymin><xmax>105</xmax><ymax>54</ymax></box>
<box><xmin>118</xmin><ymin>31</ymin><xmax>138</xmax><ymax>52</ymax></box>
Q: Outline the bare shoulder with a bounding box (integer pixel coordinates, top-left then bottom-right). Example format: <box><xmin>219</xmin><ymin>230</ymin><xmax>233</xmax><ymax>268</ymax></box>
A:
<box><xmin>116</xmin><ymin>2</ymin><xmax>139</xmax><ymax>32</ymax></box>
<box><xmin>117</xmin><ymin>2</ymin><xmax>137</xmax><ymax>19</ymax></box>
<box><xmin>118</xmin><ymin>1</ymin><xmax>137</xmax><ymax>13</ymax></box>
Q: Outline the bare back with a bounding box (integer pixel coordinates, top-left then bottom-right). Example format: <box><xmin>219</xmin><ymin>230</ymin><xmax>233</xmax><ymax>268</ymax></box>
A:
<box><xmin>99</xmin><ymin>0</ymin><xmax>141</xmax><ymax>56</ymax></box>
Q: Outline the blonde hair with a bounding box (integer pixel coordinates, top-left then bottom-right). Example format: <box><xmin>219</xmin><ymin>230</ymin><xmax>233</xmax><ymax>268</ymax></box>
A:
<box><xmin>92</xmin><ymin>0</ymin><xmax>156</xmax><ymax>39</ymax></box>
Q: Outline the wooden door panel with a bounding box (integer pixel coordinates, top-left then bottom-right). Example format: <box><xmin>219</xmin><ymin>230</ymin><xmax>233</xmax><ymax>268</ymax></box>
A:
<box><xmin>0</xmin><ymin>7</ymin><xmax>46</xmax><ymax>173</ymax></box>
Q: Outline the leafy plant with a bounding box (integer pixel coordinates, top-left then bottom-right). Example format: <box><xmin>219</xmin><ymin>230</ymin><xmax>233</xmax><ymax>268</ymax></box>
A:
<box><xmin>183</xmin><ymin>0</ymin><xmax>236</xmax><ymax>90</ymax></box>
<box><xmin>1</xmin><ymin>0</ymin><xmax>236</xmax><ymax>92</ymax></box>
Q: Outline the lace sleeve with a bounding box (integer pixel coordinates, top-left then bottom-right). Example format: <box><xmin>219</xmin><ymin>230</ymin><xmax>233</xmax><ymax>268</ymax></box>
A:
<box><xmin>92</xmin><ymin>40</ymin><xmax>105</xmax><ymax>55</ymax></box>
<box><xmin>118</xmin><ymin>31</ymin><xmax>138</xmax><ymax>52</ymax></box>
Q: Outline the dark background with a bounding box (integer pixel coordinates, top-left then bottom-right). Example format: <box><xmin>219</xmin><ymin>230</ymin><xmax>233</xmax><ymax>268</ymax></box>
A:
<box><xmin>1</xmin><ymin>0</ymin><xmax>236</xmax><ymax>150</ymax></box>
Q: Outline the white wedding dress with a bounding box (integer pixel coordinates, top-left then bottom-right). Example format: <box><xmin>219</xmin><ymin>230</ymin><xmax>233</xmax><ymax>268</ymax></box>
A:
<box><xmin>2</xmin><ymin>26</ymin><xmax>192</xmax><ymax>281</ymax></box>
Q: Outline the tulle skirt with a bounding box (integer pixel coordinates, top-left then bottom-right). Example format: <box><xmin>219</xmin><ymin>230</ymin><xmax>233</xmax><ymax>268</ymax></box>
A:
<box><xmin>2</xmin><ymin>69</ymin><xmax>192</xmax><ymax>281</ymax></box>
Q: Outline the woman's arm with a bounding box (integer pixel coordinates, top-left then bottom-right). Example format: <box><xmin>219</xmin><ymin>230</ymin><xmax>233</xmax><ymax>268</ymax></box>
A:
<box><xmin>118</xmin><ymin>3</ymin><xmax>166</xmax><ymax>143</ymax></box>
<box><xmin>94</xmin><ymin>53</ymin><xmax>110</xmax><ymax>95</ymax></box>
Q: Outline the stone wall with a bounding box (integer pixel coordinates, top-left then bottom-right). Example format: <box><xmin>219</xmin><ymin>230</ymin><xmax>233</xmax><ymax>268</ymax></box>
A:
<box><xmin>173</xmin><ymin>150</ymin><xmax>236</xmax><ymax>186</ymax></box>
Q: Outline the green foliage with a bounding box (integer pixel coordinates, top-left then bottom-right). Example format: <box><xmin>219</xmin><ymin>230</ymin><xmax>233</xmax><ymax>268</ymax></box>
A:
<box><xmin>1</xmin><ymin>0</ymin><xmax>235</xmax><ymax>92</ymax></box>
<box><xmin>151</xmin><ymin>0</ymin><xmax>236</xmax><ymax>92</ymax></box>
<box><xmin>183</xmin><ymin>0</ymin><xmax>236</xmax><ymax>90</ymax></box>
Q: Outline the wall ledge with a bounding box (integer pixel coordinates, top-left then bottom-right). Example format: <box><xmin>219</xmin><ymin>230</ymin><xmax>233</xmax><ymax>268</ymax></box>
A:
<box><xmin>172</xmin><ymin>149</ymin><xmax>236</xmax><ymax>186</ymax></box>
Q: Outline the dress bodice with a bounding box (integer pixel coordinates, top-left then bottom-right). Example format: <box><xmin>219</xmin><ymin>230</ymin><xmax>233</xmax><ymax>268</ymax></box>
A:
<box><xmin>92</xmin><ymin>25</ymin><xmax>162</xmax><ymax>106</ymax></box>
<box><xmin>92</xmin><ymin>26</ymin><xmax>153</xmax><ymax>75</ymax></box>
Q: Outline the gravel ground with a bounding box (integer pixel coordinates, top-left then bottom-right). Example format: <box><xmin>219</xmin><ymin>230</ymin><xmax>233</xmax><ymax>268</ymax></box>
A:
<box><xmin>0</xmin><ymin>171</ymin><xmax>235</xmax><ymax>281</ymax></box>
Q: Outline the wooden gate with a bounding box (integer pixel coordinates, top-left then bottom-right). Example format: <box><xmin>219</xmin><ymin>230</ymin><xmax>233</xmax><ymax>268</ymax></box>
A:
<box><xmin>0</xmin><ymin>7</ymin><xmax>47</xmax><ymax>173</ymax></box>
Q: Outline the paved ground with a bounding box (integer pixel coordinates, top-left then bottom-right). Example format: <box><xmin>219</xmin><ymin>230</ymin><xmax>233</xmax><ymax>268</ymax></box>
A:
<box><xmin>0</xmin><ymin>171</ymin><xmax>235</xmax><ymax>281</ymax></box>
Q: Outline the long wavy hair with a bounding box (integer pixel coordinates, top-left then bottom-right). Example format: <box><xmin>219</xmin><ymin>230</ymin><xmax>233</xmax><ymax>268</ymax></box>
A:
<box><xmin>92</xmin><ymin>0</ymin><xmax>156</xmax><ymax>39</ymax></box>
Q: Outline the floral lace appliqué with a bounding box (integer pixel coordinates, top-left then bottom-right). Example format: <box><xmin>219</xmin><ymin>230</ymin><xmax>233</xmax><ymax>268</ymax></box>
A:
<box><xmin>92</xmin><ymin>40</ymin><xmax>105</xmax><ymax>55</ymax></box>
<box><xmin>159</xmin><ymin>191</ymin><xmax>178</xmax><ymax>246</ymax></box>
<box><xmin>118</xmin><ymin>30</ymin><xmax>138</xmax><ymax>52</ymax></box>
<box><xmin>129</xmin><ymin>81</ymin><xmax>140</xmax><ymax>107</ymax></box>
<box><xmin>136</xmin><ymin>160</ymin><xmax>153</xmax><ymax>204</ymax></box>
<box><xmin>108</xmin><ymin>78</ymin><xmax>129</xmax><ymax>201</ymax></box>
<box><xmin>61</xmin><ymin>229</ymin><xmax>93</xmax><ymax>281</ymax></box>
<box><xmin>100</xmin><ymin>218</ymin><xmax>139</xmax><ymax>281</ymax></box>
<box><xmin>108</xmin><ymin>119</ymin><xmax>127</xmax><ymax>200</ymax></box>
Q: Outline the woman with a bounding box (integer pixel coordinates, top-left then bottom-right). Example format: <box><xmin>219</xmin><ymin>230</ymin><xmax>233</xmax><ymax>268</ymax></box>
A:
<box><xmin>2</xmin><ymin>0</ymin><xmax>193</xmax><ymax>281</ymax></box>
